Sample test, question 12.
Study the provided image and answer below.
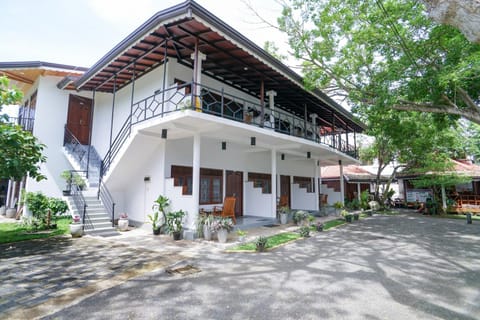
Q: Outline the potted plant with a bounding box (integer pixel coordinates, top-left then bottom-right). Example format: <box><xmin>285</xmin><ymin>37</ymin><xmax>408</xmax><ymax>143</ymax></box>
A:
<box><xmin>166</xmin><ymin>210</ymin><xmax>186</xmax><ymax>240</ymax></box>
<box><xmin>299</xmin><ymin>225</ymin><xmax>310</xmax><ymax>237</ymax></box>
<box><xmin>334</xmin><ymin>201</ymin><xmax>344</xmax><ymax>215</ymax></box>
<box><xmin>147</xmin><ymin>211</ymin><xmax>163</xmax><ymax>235</ymax></box>
<box><xmin>60</xmin><ymin>170</ymin><xmax>73</xmax><ymax>196</ymax></box>
<box><xmin>69</xmin><ymin>214</ymin><xmax>83</xmax><ymax>237</ymax></box>
<box><xmin>236</xmin><ymin>229</ymin><xmax>248</xmax><ymax>242</ymax></box>
<box><xmin>353</xmin><ymin>212</ymin><xmax>360</xmax><ymax>221</ymax></box>
<box><xmin>316</xmin><ymin>222</ymin><xmax>324</xmax><ymax>231</ymax></box>
<box><xmin>341</xmin><ymin>209</ymin><xmax>353</xmax><ymax>222</ymax></box>
<box><xmin>293</xmin><ymin>210</ymin><xmax>308</xmax><ymax>226</ymax></box>
<box><xmin>212</xmin><ymin>217</ymin><xmax>234</xmax><ymax>243</ymax></box>
<box><xmin>278</xmin><ymin>206</ymin><xmax>289</xmax><ymax>224</ymax></box>
<box><xmin>118</xmin><ymin>213</ymin><xmax>129</xmax><ymax>231</ymax></box>
<box><xmin>255</xmin><ymin>236</ymin><xmax>268</xmax><ymax>252</ymax></box>
<box><xmin>202</xmin><ymin>215</ymin><xmax>214</xmax><ymax>240</ymax></box>
<box><xmin>152</xmin><ymin>195</ymin><xmax>170</xmax><ymax>233</ymax></box>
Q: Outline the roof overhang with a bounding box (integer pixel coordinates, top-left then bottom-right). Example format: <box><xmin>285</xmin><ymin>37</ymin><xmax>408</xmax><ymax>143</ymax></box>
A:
<box><xmin>73</xmin><ymin>0</ymin><xmax>364</xmax><ymax>133</ymax></box>
<box><xmin>0</xmin><ymin>61</ymin><xmax>86</xmax><ymax>94</ymax></box>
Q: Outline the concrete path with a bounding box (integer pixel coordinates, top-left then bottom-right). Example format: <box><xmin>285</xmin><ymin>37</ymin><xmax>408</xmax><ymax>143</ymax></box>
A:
<box><xmin>2</xmin><ymin>212</ymin><xmax>480</xmax><ymax>319</ymax></box>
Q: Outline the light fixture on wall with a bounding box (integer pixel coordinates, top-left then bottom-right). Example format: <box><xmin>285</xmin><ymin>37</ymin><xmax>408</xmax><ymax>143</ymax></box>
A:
<box><xmin>161</xmin><ymin>129</ymin><xmax>168</xmax><ymax>139</ymax></box>
<box><xmin>307</xmin><ymin>151</ymin><xmax>311</xmax><ymax>159</ymax></box>
<box><xmin>222</xmin><ymin>141</ymin><xmax>226</xmax><ymax>150</ymax></box>
<box><xmin>250</xmin><ymin>137</ymin><xmax>256</xmax><ymax>146</ymax></box>
<box><xmin>281</xmin><ymin>153</ymin><xmax>285</xmax><ymax>160</ymax></box>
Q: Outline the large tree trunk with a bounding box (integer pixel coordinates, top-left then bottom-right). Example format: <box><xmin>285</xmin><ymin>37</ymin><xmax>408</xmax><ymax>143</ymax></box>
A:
<box><xmin>422</xmin><ymin>0</ymin><xmax>480</xmax><ymax>43</ymax></box>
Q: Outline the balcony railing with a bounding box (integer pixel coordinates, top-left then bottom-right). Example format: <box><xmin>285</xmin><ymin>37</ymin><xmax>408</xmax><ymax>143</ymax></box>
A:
<box><xmin>3</xmin><ymin>116</ymin><xmax>34</xmax><ymax>132</ymax></box>
<box><xmin>102</xmin><ymin>82</ymin><xmax>358</xmax><ymax>176</ymax></box>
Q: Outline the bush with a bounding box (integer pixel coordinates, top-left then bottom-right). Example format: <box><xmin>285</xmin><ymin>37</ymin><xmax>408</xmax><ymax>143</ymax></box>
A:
<box><xmin>299</xmin><ymin>226</ymin><xmax>310</xmax><ymax>237</ymax></box>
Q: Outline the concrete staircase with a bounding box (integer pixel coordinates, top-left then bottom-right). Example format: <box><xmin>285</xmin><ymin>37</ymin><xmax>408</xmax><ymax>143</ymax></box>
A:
<box><xmin>67</xmin><ymin>194</ymin><xmax>119</xmax><ymax>237</ymax></box>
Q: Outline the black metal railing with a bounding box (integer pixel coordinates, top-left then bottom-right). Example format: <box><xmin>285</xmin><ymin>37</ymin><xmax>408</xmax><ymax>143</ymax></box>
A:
<box><xmin>98</xmin><ymin>176</ymin><xmax>116</xmax><ymax>228</ymax></box>
<box><xmin>4</xmin><ymin>116</ymin><xmax>35</xmax><ymax>132</ymax></box>
<box><xmin>64</xmin><ymin>126</ymin><xmax>89</xmax><ymax>178</ymax></box>
<box><xmin>101</xmin><ymin>81</ymin><xmax>359</xmax><ymax>177</ymax></box>
<box><xmin>69</xmin><ymin>170</ymin><xmax>92</xmax><ymax>230</ymax></box>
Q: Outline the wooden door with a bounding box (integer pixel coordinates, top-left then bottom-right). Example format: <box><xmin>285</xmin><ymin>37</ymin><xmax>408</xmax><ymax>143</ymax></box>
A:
<box><xmin>226</xmin><ymin>171</ymin><xmax>243</xmax><ymax>217</ymax></box>
<box><xmin>67</xmin><ymin>94</ymin><xmax>92</xmax><ymax>145</ymax></box>
<box><xmin>280</xmin><ymin>175</ymin><xmax>291</xmax><ymax>207</ymax></box>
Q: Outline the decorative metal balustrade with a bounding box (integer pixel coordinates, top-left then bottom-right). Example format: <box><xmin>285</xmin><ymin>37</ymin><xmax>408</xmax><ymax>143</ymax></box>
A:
<box><xmin>3</xmin><ymin>116</ymin><xmax>35</xmax><ymax>132</ymax></box>
<box><xmin>68</xmin><ymin>170</ymin><xmax>93</xmax><ymax>231</ymax></box>
<box><xmin>98</xmin><ymin>177</ymin><xmax>115</xmax><ymax>228</ymax></box>
<box><xmin>101</xmin><ymin>82</ymin><xmax>358</xmax><ymax>176</ymax></box>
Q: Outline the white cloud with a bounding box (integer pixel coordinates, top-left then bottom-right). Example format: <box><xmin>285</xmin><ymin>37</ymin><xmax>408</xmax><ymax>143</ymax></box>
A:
<box><xmin>87</xmin><ymin>0</ymin><xmax>159</xmax><ymax>26</ymax></box>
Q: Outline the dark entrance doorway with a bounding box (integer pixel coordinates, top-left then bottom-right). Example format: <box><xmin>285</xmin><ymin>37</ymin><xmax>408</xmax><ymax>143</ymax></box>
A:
<box><xmin>226</xmin><ymin>170</ymin><xmax>243</xmax><ymax>217</ymax></box>
<box><xmin>280</xmin><ymin>175</ymin><xmax>291</xmax><ymax>207</ymax></box>
<box><xmin>67</xmin><ymin>94</ymin><xmax>93</xmax><ymax>145</ymax></box>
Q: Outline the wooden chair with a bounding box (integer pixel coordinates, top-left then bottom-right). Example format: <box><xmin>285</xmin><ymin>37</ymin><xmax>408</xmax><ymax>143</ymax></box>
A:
<box><xmin>213</xmin><ymin>196</ymin><xmax>236</xmax><ymax>224</ymax></box>
<box><xmin>320</xmin><ymin>194</ymin><xmax>328</xmax><ymax>206</ymax></box>
<box><xmin>277</xmin><ymin>195</ymin><xmax>289</xmax><ymax>210</ymax></box>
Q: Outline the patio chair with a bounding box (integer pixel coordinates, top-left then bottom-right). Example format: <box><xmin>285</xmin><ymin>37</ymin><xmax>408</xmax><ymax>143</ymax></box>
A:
<box><xmin>213</xmin><ymin>196</ymin><xmax>236</xmax><ymax>223</ymax></box>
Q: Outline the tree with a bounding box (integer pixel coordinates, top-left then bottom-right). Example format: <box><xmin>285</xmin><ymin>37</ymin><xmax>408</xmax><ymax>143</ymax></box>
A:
<box><xmin>277</xmin><ymin>0</ymin><xmax>479</xmax><ymax>202</ymax></box>
<box><xmin>422</xmin><ymin>0</ymin><xmax>480</xmax><ymax>44</ymax></box>
<box><xmin>278</xmin><ymin>0</ymin><xmax>480</xmax><ymax>124</ymax></box>
<box><xmin>0</xmin><ymin>76</ymin><xmax>46</xmax><ymax>182</ymax></box>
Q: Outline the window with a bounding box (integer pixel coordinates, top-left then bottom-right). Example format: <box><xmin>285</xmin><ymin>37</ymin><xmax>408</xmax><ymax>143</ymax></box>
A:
<box><xmin>248</xmin><ymin>172</ymin><xmax>272</xmax><ymax>194</ymax></box>
<box><xmin>171</xmin><ymin>165</ymin><xmax>223</xmax><ymax>204</ymax></box>
<box><xmin>293</xmin><ymin>176</ymin><xmax>314</xmax><ymax>193</ymax></box>
<box><xmin>200</xmin><ymin>89</ymin><xmax>244</xmax><ymax>121</ymax></box>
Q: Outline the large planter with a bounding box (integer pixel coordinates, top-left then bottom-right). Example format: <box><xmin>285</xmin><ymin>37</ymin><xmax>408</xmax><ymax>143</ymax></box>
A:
<box><xmin>279</xmin><ymin>213</ymin><xmax>288</xmax><ymax>225</ymax></box>
<box><xmin>173</xmin><ymin>231</ymin><xmax>182</xmax><ymax>241</ymax></box>
<box><xmin>345</xmin><ymin>215</ymin><xmax>353</xmax><ymax>223</ymax></box>
<box><xmin>0</xmin><ymin>206</ymin><xmax>6</xmax><ymax>215</ymax></box>
<box><xmin>6</xmin><ymin>208</ymin><xmax>16</xmax><ymax>219</ymax></box>
<box><xmin>118</xmin><ymin>218</ymin><xmax>129</xmax><ymax>231</ymax></box>
<box><xmin>203</xmin><ymin>225</ymin><xmax>212</xmax><ymax>240</ymax></box>
<box><xmin>217</xmin><ymin>228</ymin><xmax>228</xmax><ymax>243</ymax></box>
<box><xmin>69</xmin><ymin>223</ymin><xmax>83</xmax><ymax>237</ymax></box>
<box><xmin>153</xmin><ymin>228</ymin><xmax>161</xmax><ymax>235</ymax></box>
<box><xmin>353</xmin><ymin>213</ymin><xmax>359</xmax><ymax>221</ymax></box>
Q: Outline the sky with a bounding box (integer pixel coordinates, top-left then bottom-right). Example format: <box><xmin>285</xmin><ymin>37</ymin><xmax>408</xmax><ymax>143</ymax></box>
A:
<box><xmin>1</xmin><ymin>0</ymin><xmax>289</xmax><ymax>68</ymax></box>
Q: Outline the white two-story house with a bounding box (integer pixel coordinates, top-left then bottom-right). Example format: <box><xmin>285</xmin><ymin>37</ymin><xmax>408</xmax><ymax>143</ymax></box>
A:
<box><xmin>1</xmin><ymin>0</ymin><xmax>364</xmax><ymax>234</ymax></box>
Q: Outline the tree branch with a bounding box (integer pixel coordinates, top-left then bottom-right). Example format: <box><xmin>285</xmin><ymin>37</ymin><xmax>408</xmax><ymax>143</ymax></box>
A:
<box><xmin>392</xmin><ymin>100</ymin><xmax>480</xmax><ymax>124</ymax></box>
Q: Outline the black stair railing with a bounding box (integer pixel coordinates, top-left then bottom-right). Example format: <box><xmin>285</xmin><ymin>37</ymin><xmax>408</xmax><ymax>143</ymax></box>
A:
<box><xmin>64</xmin><ymin>126</ymin><xmax>89</xmax><ymax>178</ymax></box>
<box><xmin>69</xmin><ymin>170</ymin><xmax>92</xmax><ymax>230</ymax></box>
<box><xmin>98</xmin><ymin>165</ymin><xmax>116</xmax><ymax>227</ymax></box>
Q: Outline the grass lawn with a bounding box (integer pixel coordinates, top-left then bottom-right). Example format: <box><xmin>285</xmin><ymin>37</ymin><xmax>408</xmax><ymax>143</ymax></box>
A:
<box><xmin>0</xmin><ymin>217</ymin><xmax>71</xmax><ymax>244</ymax></box>
<box><xmin>228</xmin><ymin>218</ymin><xmax>353</xmax><ymax>252</ymax></box>
<box><xmin>438</xmin><ymin>214</ymin><xmax>480</xmax><ymax>221</ymax></box>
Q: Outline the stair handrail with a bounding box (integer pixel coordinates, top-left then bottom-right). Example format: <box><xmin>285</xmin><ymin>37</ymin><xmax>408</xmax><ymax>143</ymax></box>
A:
<box><xmin>98</xmin><ymin>163</ymin><xmax>116</xmax><ymax>227</ymax></box>
<box><xmin>69</xmin><ymin>170</ymin><xmax>92</xmax><ymax>230</ymax></box>
<box><xmin>64</xmin><ymin>125</ymin><xmax>90</xmax><ymax>177</ymax></box>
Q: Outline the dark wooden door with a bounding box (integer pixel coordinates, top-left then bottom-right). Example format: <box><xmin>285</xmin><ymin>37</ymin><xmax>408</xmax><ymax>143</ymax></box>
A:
<box><xmin>226</xmin><ymin>170</ymin><xmax>243</xmax><ymax>217</ymax></box>
<box><xmin>67</xmin><ymin>94</ymin><xmax>92</xmax><ymax>145</ymax></box>
<box><xmin>280</xmin><ymin>175</ymin><xmax>291</xmax><ymax>207</ymax></box>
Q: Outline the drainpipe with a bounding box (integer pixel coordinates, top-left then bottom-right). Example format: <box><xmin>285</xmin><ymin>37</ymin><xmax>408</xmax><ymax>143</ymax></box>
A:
<box><xmin>271</xmin><ymin>148</ymin><xmax>277</xmax><ymax>218</ymax></box>
<box><xmin>260</xmin><ymin>80</ymin><xmax>264</xmax><ymax>128</ymax></box>
<box><xmin>315</xmin><ymin>159</ymin><xmax>320</xmax><ymax>211</ymax></box>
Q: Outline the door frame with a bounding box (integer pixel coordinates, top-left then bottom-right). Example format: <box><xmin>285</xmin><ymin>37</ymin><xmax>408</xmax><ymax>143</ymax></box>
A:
<box><xmin>66</xmin><ymin>94</ymin><xmax>93</xmax><ymax>145</ymax></box>
<box><xmin>226</xmin><ymin>170</ymin><xmax>243</xmax><ymax>217</ymax></box>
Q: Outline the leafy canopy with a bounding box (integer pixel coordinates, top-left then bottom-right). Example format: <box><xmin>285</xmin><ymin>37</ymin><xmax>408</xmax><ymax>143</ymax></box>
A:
<box><xmin>0</xmin><ymin>76</ymin><xmax>46</xmax><ymax>181</ymax></box>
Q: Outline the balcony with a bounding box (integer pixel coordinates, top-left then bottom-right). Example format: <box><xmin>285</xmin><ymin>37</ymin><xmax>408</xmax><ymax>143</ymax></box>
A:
<box><xmin>129</xmin><ymin>82</ymin><xmax>359</xmax><ymax>159</ymax></box>
<box><xmin>3</xmin><ymin>116</ymin><xmax>34</xmax><ymax>132</ymax></box>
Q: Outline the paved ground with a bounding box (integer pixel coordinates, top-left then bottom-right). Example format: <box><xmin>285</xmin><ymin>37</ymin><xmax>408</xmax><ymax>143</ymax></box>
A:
<box><xmin>2</xmin><ymin>212</ymin><xmax>480</xmax><ymax>319</ymax></box>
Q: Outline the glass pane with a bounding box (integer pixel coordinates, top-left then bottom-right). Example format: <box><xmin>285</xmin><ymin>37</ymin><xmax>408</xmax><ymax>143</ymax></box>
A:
<box><xmin>212</xmin><ymin>178</ymin><xmax>221</xmax><ymax>203</ymax></box>
<box><xmin>200</xmin><ymin>178</ymin><xmax>210</xmax><ymax>203</ymax></box>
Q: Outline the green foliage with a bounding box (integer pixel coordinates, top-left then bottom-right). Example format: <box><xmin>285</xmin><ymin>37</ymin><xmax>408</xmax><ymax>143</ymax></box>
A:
<box><xmin>0</xmin><ymin>123</ymin><xmax>46</xmax><ymax>181</ymax></box>
<box><xmin>48</xmin><ymin>198</ymin><xmax>69</xmax><ymax>215</ymax></box>
<box><xmin>147</xmin><ymin>211</ymin><xmax>163</xmax><ymax>231</ymax></box>
<box><xmin>255</xmin><ymin>236</ymin><xmax>268</xmax><ymax>251</ymax></box>
<box><xmin>263</xmin><ymin>40</ymin><xmax>287</xmax><ymax>62</ymax></box>
<box><xmin>0</xmin><ymin>76</ymin><xmax>23</xmax><ymax>109</ymax></box>
<box><xmin>360</xmin><ymin>190</ymin><xmax>370</xmax><ymax>210</ymax></box>
<box><xmin>0</xmin><ymin>216</ymin><xmax>71</xmax><ymax>244</ymax></box>
<box><xmin>299</xmin><ymin>225</ymin><xmax>310</xmax><ymax>237</ymax></box>
<box><xmin>24</xmin><ymin>192</ymin><xmax>49</xmax><ymax>219</ymax></box>
<box><xmin>278</xmin><ymin>0</ymin><xmax>480</xmax><ymax>199</ymax></box>
<box><xmin>333</xmin><ymin>201</ymin><xmax>344</xmax><ymax>209</ymax></box>
<box><xmin>293</xmin><ymin>210</ymin><xmax>308</xmax><ymax>223</ymax></box>
<box><xmin>166</xmin><ymin>210</ymin><xmax>186</xmax><ymax>234</ymax></box>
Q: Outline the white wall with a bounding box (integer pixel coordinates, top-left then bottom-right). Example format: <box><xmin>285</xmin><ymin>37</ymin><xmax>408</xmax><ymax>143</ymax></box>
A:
<box><xmin>24</xmin><ymin>76</ymin><xmax>91</xmax><ymax>197</ymax></box>
<box><xmin>291</xmin><ymin>184</ymin><xmax>317</xmax><ymax>210</ymax></box>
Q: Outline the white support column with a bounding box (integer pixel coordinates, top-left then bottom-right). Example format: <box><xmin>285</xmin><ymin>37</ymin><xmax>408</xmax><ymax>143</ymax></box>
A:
<box><xmin>441</xmin><ymin>184</ymin><xmax>447</xmax><ymax>211</ymax></box>
<box><xmin>339</xmin><ymin>160</ymin><xmax>345</xmax><ymax>206</ymax></box>
<box><xmin>6</xmin><ymin>179</ymin><xmax>12</xmax><ymax>208</ymax></box>
<box><xmin>271</xmin><ymin>148</ymin><xmax>277</xmax><ymax>218</ymax></box>
<box><xmin>191</xmin><ymin>50</ymin><xmax>207</xmax><ymax>109</ymax></box>
<box><xmin>9</xmin><ymin>180</ymin><xmax>17</xmax><ymax>209</ymax></box>
<box><xmin>159</xmin><ymin>140</ymin><xmax>166</xmax><ymax>195</ymax></box>
<box><xmin>314</xmin><ymin>160</ymin><xmax>320</xmax><ymax>211</ymax></box>
<box><xmin>191</xmin><ymin>134</ymin><xmax>201</xmax><ymax>229</ymax></box>
<box><xmin>357</xmin><ymin>183</ymin><xmax>361</xmax><ymax>201</ymax></box>
<box><xmin>266</xmin><ymin>90</ymin><xmax>277</xmax><ymax>125</ymax></box>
